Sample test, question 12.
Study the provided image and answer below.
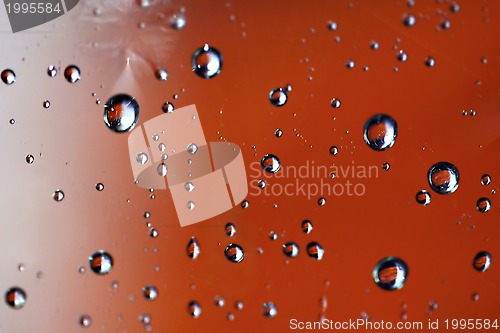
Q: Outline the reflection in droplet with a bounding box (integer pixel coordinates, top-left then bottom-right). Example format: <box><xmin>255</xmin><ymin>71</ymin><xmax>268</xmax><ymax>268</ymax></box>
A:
<box><xmin>476</xmin><ymin>197</ymin><xmax>491</xmax><ymax>213</ymax></box>
<box><xmin>187</xmin><ymin>237</ymin><xmax>200</xmax><ymax>259</ymax></box>
<box><xmin>104</xmin><ymin>94</ymin><xmax>140</xmax><ymax>133</ymax></box>
<box><xmin>282</xmin><ymin>242</ymin><xmax>299</xmax><ymax>258</ymax></box>
<box><xmin>428</xmin><ymin>162</ymin><xmax>459</xmax><ymax>194</ymax></box>
<box><xmin>64</xmin><ymin>65</ymin><xmax>81</xmax><ymax>83</ymax></box>
<box><xmin>162</xmin><ymin>101</ymin><xmax>174</xmax><ymax>113</ymax></box>
<box><xmin>318</xmin><ymin>197</ymin><xmax>326</xmax><ymax>206</ymax></box>
<box><xmin>1</xmin><ymin>69</ymin><xmax>16</xmax><ymax>85</ymax></box>
<box><xmin>225</xmin><ymin>223</ymin><xmax>236</xmax><ymax>237</ymax></box>
<box><xmin>302</xmin><ymin>220</ymin><xmax>313</xmax><ymax>234</ymax></box>
<box><xmin>306</xmin><ymin>242</ymin><xmax>324</xmax><ymax>260</ymax></box>
<box><xmin>5</xmin><ymin>287</ymin><xmax>26</xmax><ymax>309</ymax></box>
<box><xmin>473</xmin><ymin>251</ymin><xmax>491</xmax><ymax>272</ymax></box>
<box><xmin>416</xmin><ymin>190</ymin><xmax>431</xmax><ymax>205</ymax></box>
<box><xmin>52</xmin><ymin>189</ymin><xmax>65</xmax><ymax>202</ymax></box>
<box><xmin>373</xmin><ymin>257</ymin><xmax>408</xmax><ymax>290</ymax></box>
<box><xmin>89</xmin><ymin>251</ymin><xmax>113</xmax><ymax>275</ymax></box>
<box><xmin>329</xmin><ymin>146</ymin><xmax>338</xmax><ymax>155</ymax></box>
<box><xmin>363</xmin><ymin>114</ymin><xmax>398</xmax><ymax>151</ymax></box>
<box><xmin>262</xmin><ymin>302</ymin><xmax>278</xmax><ymax>318</ymax></box>
<box><xmin>481</xmin><ymin>174</ymin><xmax>491</xmax><ymax>186</ymax></box>
<box><xmin>192</xmin><ymin>44</ymin><xmax>222</xmax><ymax>79</ymax></box>
<box><xmin>79</xmin><ymin>314</ymin><xmax>92</xmax><ymax>328</ymax></box>
<box><xmin>261</xmin><ymin>154</ymin><xmax>281</xmax><ymax>173</ymax></box>
<box><xmin>269</xmin><ymin>88</ymin><xmax>288</xmax><ymax>107</ymax></box>
<box><xmin>188</xmin><ymin>301</ymin><xmax>201</xmax><ymax>318</ymax></box>
<box><xmin>224</xmin><ymin>244</ymin><xmax>244</xmax><ymax>263</ymax></box>
<box><xmin>143</xmin><ymin>285</ymin><xmax>158</xmax><ymax>301</ymax></box>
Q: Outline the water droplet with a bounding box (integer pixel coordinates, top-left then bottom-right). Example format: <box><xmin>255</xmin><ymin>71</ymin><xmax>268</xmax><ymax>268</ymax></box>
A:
<box><xmin>169</xmin><ymin>12</ymin><xmax>186</xmax><ymax>29</ymax></box>
<box><xmin>187</xmin><ymin>143</ymin><xmax>198</xmax><ymax>154</ymax></box>
<box><xmin>79</xmin><ymin>314</ymin><xmax>92</xmax><ymax>327</ymax></box>
<box><xmin>363</xmin><ymin>114</ymin><xmax>398</xmax><ymax>151</ymax></box>
<box><xmin>257</xmin><ymin>179</ymin><xmax>266</xmax><ymax>188</ymax></box>
<box><xmin>450</xmin><ymin>2</ymin><xmax>460</xmax><ymax>13</ymax></box>
<box><xmin>274</xmin><ymin>128</ymin><xmax>283</xmax><ymax>138</ymax></box>
<box><xmin>149</xmin><ymin>228</ymin><xmax>158</xmax><ymax>238</ymax></box>
<box><xmin>235</xmin><ymin>300</ymin><xmax>244</xmax><ymax>310</ymax></box>
<box><xmin>476</xmin><ymin>197</ymin><xmax>491</xmax><ymax>213</ymax></box>
<box><xmin>427</xmin><ymin>162</ymin><xmax>459</xmax><ymax>194</ymax></box>
<box><xmin>472</xmin><ymin>293</ymin><xmax>479</xmax><ymax>302</ymax></box>
<box><xmin>306</xmin><ymin>242</ymin><xmax>324</xmax><ymax>260</ymax></box>
<box><xmin>214</xmin><ymin>295</ymin><xmax>225</xmax><ymax>307</ymax></box>
<box><xmin>43</xmin><ymin>100</ymin><xmax>50</xmax><ymax>108</ymax></box>
<box><xmin>104</xmin><ymin>94</ymin><xmax>140</xmax><ymax>133</ymax></box>
<box><xmin>481</xmin><ymin>174</ymin><xmax>491</xmax><ymax>185</ymax></box>
<box><xmin>5</xmin><ymin>287</ymin><xmax>26</xmax><ymax>309</ymax></box>
<box><xmin>95</xmin><ymin>182</ymin><xmax>104</xmax><ymax>191</ymax></box>
<box><xmin>261</xmin><ymin>154</ymin><xmax>281</xmax><ymax>173</ymax></box>
<box><xmin>329</xmin><ymin>146</ymin><xmax>339</xmax><ymax>155</ymax></box>
<box><xmin>327</xmin><ymin>20</ymin><xmax>337</xmax><ymax>30</ymax></box>
<box><xmin>225</xmin><ymin>223</ymin><xmax>236</xmax><ymax>237</ymax></box>
<box><xmin>346</xmin><ymin>59</ymin><xmax>355</xmax><ymax>69</ymax></box>
<box><xmin>142</xmin><ymin>285</ymin><xmax>158</xmax><ymax>301</ymax></box>
<box><xmin>187</xmin><ymin>201</ymin><xmax>195</xmax><ymax>210</ymax></box>
<box><xmin>330</xmin><ymin>98</ymin><xmax>341</xmax><ymax>108</ymax></box>
<box><xmin>154</xmin><ymin>67</ymin><xmax>168</xmax><ymax>81</ymax></box>
<box><xmin>402</xmin><ymin>13</ymin><xmax>416</xmax><ymax>27</ymax></box>
<box><xmin>187</xmin><ymin>237</ymin><xmax>200</xmax><ymax>259</ymax></box>
<box><xmin>241</xmin><ymin>200</ymin><xmax>249</xmax><ymax>208</ymax></box>
<box><xmin>269</xmin><ymin>88</ymin><xmax>288</xmax><ymax>107</ymax></box>
<box><xmin>473</xmin><ymin>251</ymin><xmax>491</xmax><ymax>272</ymax></box>
<box><xmin>64</xmin><ymin>65</ymin><xmax>80</xmax><ymax>83</ymax></box>
<box><xmin>373</xmin><ymin>257</ymin><xmax>408</xmax><ymax>290</ymax></box>
<box><xmin>139</xmin><ymin>313</ymin><xmax>151</xmax><ymax>325</ymax></box>
<box><xmin>157</xmin><ymin>162</ymin><xmax>167</xmax><ymax>176</ymax></box>
<box><xmin>47</xmin><ymin>65</ymin><xmax>57</xmax><ymax>77</ymax></box>
<box><xmin>136</xmin><ymin>152</ymin><xmax>148</xmax><ymax>165</ymax></box>
<box><xmin>1</xmin><ymin>69</ymin><xmax>16</xmax><ymax>85</ymax></box>
<box><xmin>162</xmin><ymin>101</ymin><xmax>174</xmax><ymax>113</ymax></box>
<box><xmin>89</xmin><ymin>250</ymin><xmax>113</xmax><ymax>275</ymax></box>
<box><xmin>370</xmin><ymin>40</ymin><xmax>379</xmax><ymax>50</ymax></box>
<box><xmin>188</xmin><ymin>301</ymin><xmax>201</xmax><ymax>318</ymax></box>
<box><xmin>262</xmin><ymin>302</ymin><xmax>278</xmax><ymax>318</ymax></box>
<box><xmin>397</xmin><ymin>50</ymin><xmax>408</xmax><ymax>62</ymax></box>
<box><xmin>52</xmin><ymin>189</ymin><xmax>64</xmax><ymax>202</ymax></box>
<box><xmin>282</xmin><ymin>242</ymin><xmax>299</xmax><ymax>258</ymax></box>
<box><xmin>382</xmin><ymin>162</ymin><xmax>390</xmax><ymax>171</ymax></box>
<box><xmin>302</xmin><ymin>220</ymin><xmax>313</xmax><ymax>234</ymax></box>
<box><xmin>192</xmin><ymin>44</ymin><xmax>222</xmax><ymax>79</ymax></box>
<box><xmin>470</xmin><ymin>109</ymin><xmax>477</xmax><ymax>116</ymax></box>
<box><xmin>17</xmin><ymin>263</ymin><xmax>24</xmax><ymax>271</ymax></box>
<box><xmin>9</xmin><ymin>118</ymin><xmax>15</xmax><ymax>124</ymax></box>
<box><xmin>318</xmin><ymin>197</ymin><xmax>326</xmax><ymax>206</ymax></box>
<box><xmin>269</xmin><ymin>231</ymin><xmax>278</xmax><ymax>240</ymax></box>
<box><xmin>144</xmin><ymin>211</ymin><xmax>151</xmax><ymax>219</ymax></box>
<box><xmin>224</xmin><ymin>243</ymin><xmax>244</xmax><ymax>263</ymax></box>
<box><xmin>441</xmin><ymin>19</ymin><xmax>451</xmax><ymax>30</ymax></box>
<box><xmin>26</xmin><ymin>154</ymin><xmax>34</xmax><ymax>164</ymax></box>
<box><xmin>424</xmin><ymin>56</ymin><xmax>436</xmax><ymax>67</ymax></box>
<box><xmin>416</xmin><ymin>190</ymin><xmax>431</xmax><ymax>205</ymax></box>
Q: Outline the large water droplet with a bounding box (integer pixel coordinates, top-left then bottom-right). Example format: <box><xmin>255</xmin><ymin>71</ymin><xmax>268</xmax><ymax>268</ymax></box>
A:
<box><xmin>416</xmin><ymin>190</ymin><xmax>431</xmax><ymax>205</ymax></box>
<box><xmin>142</xmin><ymin>285</ymin><xmax>158</xmax><ymax>301</ymax></box>
<box><xmin>373</xmin><ymin>257</ymin><xmax>408</xmax><ymax>290</ymax></box>
<box><xmin>224</xmin><ymin>244</ymin><xmax>244</xmax><ymax>263</ymax></box>
<box><xmin>64</xmin><ymin>65</ymin><xmax>81</xmax><ymax>83</ymax></box>
<box><xmin>5</xmin><ymin>287</ymin><xmax>26</xmax><ymax>309</ymax></box>
<box><xmin>269</xmin><ymin>88</ymin><xmax>288</xmax><ymax>107</ymax></box>
<box><xmin>363</xmin><ymin>114</ymin><xmax>398</xmax><ymax>151</ymax></box>
<box><xmin>187</xmin><ymin>237</ymin><xmax>200</xmax><ymax>259</ymax></box>
<box><xmin>306</xmin><ymin>242</ymin><xmax>324</xmax><ymax>260</ymax></box>
<box><xmin>262</xmin><ymin>302</ymin><xmax>277</xmax><ymax>318</ymax></box>
<box><xmin>428</xmin><ymin>162</ymin><xmax>459</xmax><ymax>194</ymax></box>
<box><xmin>282</xmin><ymin>242</ymin><xmax>299</xmax><ymax>258</ymax></box>
<box><xmin>476</xmin><ymin>197</ymin><xmax>491</xmax><ymax>213</ymax></box>
<box><xmin>89</xmin><ymin>251</ymin><xmax>113</xmax><ymax>275</ymax></box>
<box><xmin>104</xmin><ymin>94</ymin><xmax>140</xmax><ymax>133</ymax></box>
<box><xmin>192</xmin><ymin>44</ymin><xmax>222</xmax><ymax>79</ymax></box>
<box><xmin>188</xmin><ymin>301</ymin><xmax>201</xmax><ymax>318</ymax></box>
<box><xmin>225</xmin><ymin>223</ymin><xmax>236</xmax><ymax>237</ymax></box>
<box><xmin>473</xmin><ymin>251</ymin><xmax>491</xmax><ymax>272</ymax></box>
<box><xmin>1</xmin><ymin>69</ymin><xmax>16</xmax><ymax>85</ymax></box>
<box><xmin>261</xmin><ymin>154</ymin><xmax>281</xmax><ymax>173</ymax></box>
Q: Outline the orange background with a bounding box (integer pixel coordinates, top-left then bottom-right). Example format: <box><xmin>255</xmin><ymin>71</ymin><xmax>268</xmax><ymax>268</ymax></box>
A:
<box><xmin>0</xmin><ymin>0</ymin><xmax>498</xmax><ymax>332</ymax></box>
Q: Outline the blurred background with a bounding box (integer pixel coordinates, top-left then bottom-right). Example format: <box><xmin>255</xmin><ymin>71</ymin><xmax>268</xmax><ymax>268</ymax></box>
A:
<box><xmin>0</xmin><ymin>0</ymin><xmax>498</xmax><ymax>332</ymax></box>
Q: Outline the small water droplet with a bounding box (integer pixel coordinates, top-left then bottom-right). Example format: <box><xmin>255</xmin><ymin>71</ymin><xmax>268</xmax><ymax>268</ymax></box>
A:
<box><xmin>241</xmin><ymin>200</ymin><xmax>249</xmax><ymax>208</ymax></box>
<box><xmin>476</xmin><ymin>197</ymin><xmax>491</xmax><ymax>213</ymax></box>
<box><xmin>397</xmin><ymin>50</ymin><xmax>408</xmax><ymax>62</ymax></box>
<box><xmin>79</xmin><ymin>314</ymin><xmax>92</xmax><ymax>328</ymax></box>
<box><xmin>64</xmin><ymin>65</ymin><xmax>80</xmax><ymax>83</ymax></box>
<box><xmin>402</xmin><ymin>13</ymin><xmax>416</xmax><ymax>27</ymax></box>
<box><xmin>306</xmin><ymin>242</ymin><xmax>324</xmax><ymax>260</ymax></box>
<box><xmin>52</xmin><ymin>189</ymin><xmax>64</xmax><ymax>202</ymax></box>
<box><xmin>187</xmin><ymin>201</ymin><xmax>195</xmax><ymax>210</ymax></box>
<box><xmin>224</xmin><ymin>243</ymin><xmax>244</xmax><ymax>263</ymax></box>
<box><xmin>370</xmin><ymin>40</ymin><xmax>379</xmax><ymax>50</ymax></box>
<box><xmin>143</xmin><ymin>285</ymin><xmax>158</xmax><ymax>300</ymax></box>
<box><xmin>428</xmin><ymin>162</ymin><xmax>459</xmax><ymax>194</ymax></box>
<box><xmin>363</xmin><ymin>114</ymin><xmax>398</xmax><ymax>151</ymax></box>
<box><xmin>9</xmin><ymin>118</ymin><xmax>15</xmax><ymax>124</ymax></box>
<box><xmin>450</xmin><ymin>2</ymin><xmax>460</xmax><ymax>13</ymax></box>
<box><xmin>269</xmin><ymin>231</ymin><xmax>278</xmax><ymax>240</ymax></box>
<box><xmin>330</xmin><ymin>98</ymin><xmax>341</xmax><ymax>108</ymax></box>
<box><xmin>274</xmin><ymin>128</ymin><xmax>283</xmax><ymax>138</ymax></box>
<box><xmin>282</xmin><ymin>242</ymin><xmax>299</xmax><ymax>258</ymax></box>
<box><xmin>346</xmin><ymin>59</ymin><xmax>355</xmax><ymax>69</ymax></box>
<box><xmin>26</xmin><ymin>154</ymin><xmax>34</xmax><ymax>164</ymax></box>
<box><xmin>192</xmin><ymin>44</ymin><xmax>222</xmax><ymax>79</ymax></box>
<box><xmin>472</xmin><ymin>293</ymin><xmax>479</xmax><ymax>302</ymax></box>
<box><xmin>89</xmin><ymin>250</ymin><xmax>113</xmax><ymax>275</ymax></box>
<box><xmin>234</xmin><ymin>300</ymin><xmax>244</xmax><ymax>310</ymax></box>
<box><xmin>187</xmin><ymin>143</ymin><xmax>198</xmax><ymax>154</ymax></box>
<box><xmin>149</xmin><ymin>228</ymin><xmax>158</xmax><ymax>238</ymax></box>
<box><xmin>473</xmin><ymin>251</ymin><xmax>491</xmax><ymax>272</ymax></box>
<box><xmin>269</xmin><ymin>88</ymin><xmax>288</xmax><ymax>107</ymax></box>
<box><xmin>302</xmin><ymin>220</ymin><xmax>313</xmax><ymax>234</ymax></box>
<box><xmin>382</xmin><ymin>162</ymin><xmax>390</xmax><ymax>171</ymax></box>
<box><xmin>43</xmin><ymin>100</ymin><xmax>51</xmax><ymax>108</ymax></box>
<box><xmin>225</xmin><ymin>223</ymin><xmax>236</xmax><ymax>237</ymax></box>
<box><xmin>329</xmin><ymin>146</ymin><xmax>338</xmax><ymax>155</ymax></box>
<box><xmin>162</xmin><ymin>101</ymin><xmax>174</xmax><ymax>113</ymax></box>
<box><xmin>47</xmin><ymin>65</ymin><xmax>57</xmax><ymax>77</ymax></box>
<box><xmin>481</xmin><ymin>174</ymin><xmax>491</xmax><ymax>185</ymax></box>
<box><xmin>188</xmin><ymin>301</ymin><xmax>202</xmax><ymax>318</ymax></box>
<box><xmin>170</xmin><ymin>12</ymin><xmax>186</xmax><ymax>29</ymax></box>
<box><xmin>136</xmin><ymin>152</ymin><xmax>148</xmax><ymax>165</ymax></box>
<box><xmin>1</xmin><ymin>69</ymin><xmax>16</xmax><ymax>85</ymax></box>
<box><xmin>144</xmin><ymin>211</ymin><xmax>151</xmax><ymax>219</ymax></box>
<box><xmin>318</xmin><ymin>197</ymin><xmax>326</xmax><ymax>206</ymax></box>
<box><xmin>139</xmin><ymin>313</ymin><xmax>151</xmax><ymax>325</ymax></box>
<box><xmin>187</xmin><ymin>237</ymin><xmax>200</xmax><ymax>259</ymax></box>
<box><xmin>441</xmin><ymin>19</ymin><xmax>451</xmax><ymax>30</ymax></box>
<box><xmin>157</xmin><ymin>162</ymin><xmax>167</xmax><ymax>176</ymax></box>
<box><xmin>416</xmin><ymin>190</ymin><xmax>431</xmax><ymax>205</ymax></box>
<box><xmin>425</xmin><ymin>56</ymin><xmax>436</xmax><ymax>67</ymax></box>
<box><xmin>214</xmin><ymin>295</ymin><xmax>225</xmax><ymax>307</ymax></box>
<box><xmin>5</xmin><ymin>287</ymin><xmax>26</xmax><ymax>309</ymax></box>
<box><xmin>261</xmin><ymin>154</ymin><xmax>281</xmax><ymax>173</ymax></box>
<box><xmin>104</xmin><ymin>94</ymin><xmax>140</xmax><ymax>133</ymax></box>
<box><xmin>262</xmin><ymin>302</ymin><xmax>277</xmax><ymax>318</ymax></box>
<box><xmin>95</xmin><ymin>182</ymin><xmax>104</xmax><ymax>191</ymax></box>
<box><xmin>154</xmin><ymin>67</ymin><xmax>168</xmax><ymax>81</ymax></box>
<box><xmin>373</xmin><ymin>257</ymin><xmax>408</xmax><ymax>290</ymax></box>
<box><xmin>327</xmin><ymin>20</ymin><xmax>337</xmax><ymax>30</ymax></box>
<box><xmin>257</xmin><ymin>179</ymin><xmax>266</xmax><ymax>189</ymax></box>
